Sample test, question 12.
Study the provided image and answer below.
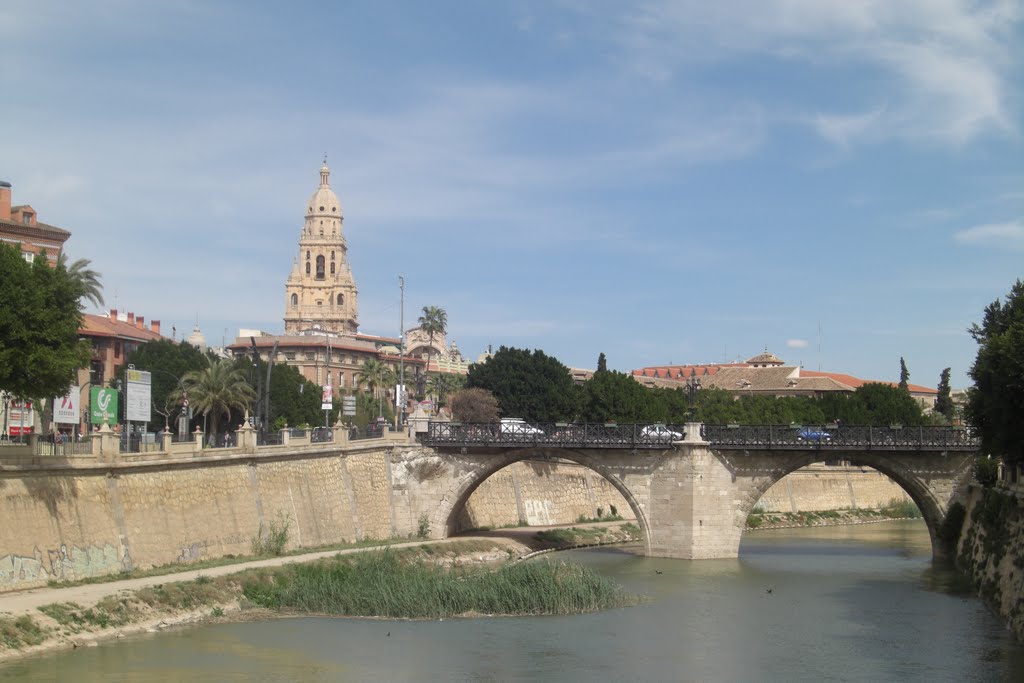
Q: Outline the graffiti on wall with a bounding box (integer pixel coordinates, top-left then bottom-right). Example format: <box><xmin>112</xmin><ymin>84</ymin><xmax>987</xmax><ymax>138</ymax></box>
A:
<box><xmin>0</xmin><ymin>542</ymin><xmax>131</xmax><ymax>591</ymax></box>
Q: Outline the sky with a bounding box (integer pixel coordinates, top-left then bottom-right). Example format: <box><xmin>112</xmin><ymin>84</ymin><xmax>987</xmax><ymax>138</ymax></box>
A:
<box><xmin>2</xmin><ymin>1</ymin><xmax>1022</xmax><ymax>389</ymax></box>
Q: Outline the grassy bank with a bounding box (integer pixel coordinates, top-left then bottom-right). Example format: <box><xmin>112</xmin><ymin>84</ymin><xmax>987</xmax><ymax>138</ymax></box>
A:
<box><xmin>746</xmin><ymin>499</ymin><xmax>923</xmax><ymax>530</ymax></box>
<box><xmin>242</xmin><ymin>550</ymin><xmax>637</xmax><ymax>617</ymax></box>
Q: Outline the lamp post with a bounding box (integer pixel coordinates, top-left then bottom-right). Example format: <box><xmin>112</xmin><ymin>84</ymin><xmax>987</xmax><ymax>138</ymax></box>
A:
<box><xmin>398</xmin><ymin>275</ymin><xmax>405</xmax><ymax>428</ymax></box>
<box><xmin>685</xmin><ymin>376</ymin><xmax>702</xmax><ymax>422</ymax></box>
<box><xmin>1</xmin><ymin>391</ymin><xmax>10</xmax><ymax>440</ymax></box>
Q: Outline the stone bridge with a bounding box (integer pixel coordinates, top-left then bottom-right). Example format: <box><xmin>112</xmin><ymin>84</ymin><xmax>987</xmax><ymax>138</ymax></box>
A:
<box><xmin>410</xmin><ymin>423</ymin><xmax>978</xmax><ymax>561</ymax></box>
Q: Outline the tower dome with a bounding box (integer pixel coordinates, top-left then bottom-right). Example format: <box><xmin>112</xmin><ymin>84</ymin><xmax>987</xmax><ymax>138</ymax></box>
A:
<box><xmin>306</xmin><ymin>158</ymin><xmax>342</xmax><ymax>218</ymax></box>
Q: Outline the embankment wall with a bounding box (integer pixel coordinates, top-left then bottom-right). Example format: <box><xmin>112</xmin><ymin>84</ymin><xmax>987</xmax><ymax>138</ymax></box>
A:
<box><xmin>0</xmin><ymin>447</ymin><xmax>912</xmax><ymax>593</ymax></box>
<box><xmin>956</xmin><ymin>485</ymin><xmax>1024</xmax><ymax>642</ymax></box>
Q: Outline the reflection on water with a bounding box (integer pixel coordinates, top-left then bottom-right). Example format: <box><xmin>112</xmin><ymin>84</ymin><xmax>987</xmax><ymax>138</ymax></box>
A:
<box><xmin>4</xmin><ymin>520</ymin><xmax>1023</xmax><ymax>682</ymax></box>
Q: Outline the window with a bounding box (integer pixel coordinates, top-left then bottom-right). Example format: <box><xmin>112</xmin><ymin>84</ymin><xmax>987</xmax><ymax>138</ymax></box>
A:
<box><xmin>306</xmin><ymin>251</ymin><xmax>310</xmax><ymax>260</ymax></box>
<box><xmin>316</xmin><ymin>255</ymin><xmax>325</xmax><ymax>280</ymax></box>
<box><xmin>21</xmin><ymin>252</ymin><xmax>34</xmax><ymax>263</ymax></box>
<box><xmin>285</xmin><ymin>352</ymin><xmax>296</xmax><ymax>361</ymax></box>
<box><xmin>291</xmin><ymin>293</ymin><xmax>298</xmax><ymax>306</ymax></box>
<box><xmin>316</xmin><ymin>300</ymin><xmax>323</xmax><ymax>307</ymax></box>
<box><xmin>305</xmin><ymin>352</ymin><xmax>315</xmax><ymax>361</ymax></box>
<box><xmin>330</xmin><ymin>262</ymin><xmax>335</xmax><ymax>274</ymax></box>
<box><xmin>331</xmin><ymin>251</ymin><xmax>335</xmax><ymax>260</ymax></box>
<box><xmin>337</xmin><ymin>294</ymin><xmax>344</xmax><ymax>306</ymax></box>
<box><xmin>306</xmin><ymin>262</ymin><xmax>310</xmax><ymax>275</ymax></box>
<box><xmin>22</xmin><ymin>213</ymin><xmax>32</xmax><ymax>225</ymax></box>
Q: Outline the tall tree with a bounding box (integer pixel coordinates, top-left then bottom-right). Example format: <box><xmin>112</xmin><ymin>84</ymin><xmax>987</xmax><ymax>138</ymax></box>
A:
<box><xmin>966</xmin><ymin>279</ymin><xmax>1024</xmax><ymax>467</ymax></box>
<box><xmin>0</xmin><ymin>245</ymin><xmax>90</xmax><ymax>400</ymax></box>
<box><xmin>126</xmin><ymin>339</ymin><xmax>210</xmax><ymax>428</ymax></box>
<box><xmin>934</xmin><ymin>367</ymin><xmax>954</xmax><ymax>420</ymax></box>
<box><xmin>177</xmin><ymin>358</ymin><xmax>255</xmax><ymax>444</ymax></box>
<box><xmin>596</xmin><ymin>352</ymin><xmax>607</xmax><ymax>373</ymax></box>
<box><xmin>57</xmin><ymin>253</ymin><xmax>105</xmax><ymax>308</ymax></box>
<box><xmin>898</xmin><ymin>357</ymin><xmax>910</xmax><ymax>391</ymax></box>
<box><xmin>466</xmin><ymin>346</ymin><xmax>577</xmax><ymax>423</ymax></box>
<box><xmin>417</xmin><ymin>306</ymin><xmax>447</xmax><ymax>375</ymax></box>
<box><xmin>426</xmin><ymin>372</ymin><xmax>464</xmax><ymax>407</ymax></box>
<box><xmin>357</xmin><ymin>358</ymin><xmax>394</xmax><ymax>417</ymax></box>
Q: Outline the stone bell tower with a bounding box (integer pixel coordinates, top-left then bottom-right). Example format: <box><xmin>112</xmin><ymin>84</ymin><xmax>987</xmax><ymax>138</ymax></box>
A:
<box><xmin>283</xmin><ymin>159</ymin><xmax>359</xmax><ymax>335</ymax></box>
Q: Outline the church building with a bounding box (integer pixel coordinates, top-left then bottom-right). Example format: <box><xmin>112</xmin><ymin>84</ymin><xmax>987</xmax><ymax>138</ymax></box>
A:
<box><xmin>228</xmin><ymin>161</ymin><xmax>421</xmax><ymax>393</ymax></box>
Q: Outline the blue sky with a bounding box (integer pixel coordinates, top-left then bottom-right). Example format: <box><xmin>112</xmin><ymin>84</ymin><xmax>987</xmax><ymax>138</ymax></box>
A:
<box><xmin>2</xmin><ymin>1</ymin><xmax>1021</xmax><ymax>389</ymax></box>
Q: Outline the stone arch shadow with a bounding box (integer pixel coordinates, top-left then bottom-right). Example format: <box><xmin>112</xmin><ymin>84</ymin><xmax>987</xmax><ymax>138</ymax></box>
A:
<box><xmin>730</xmin><ymin>450</ymin><xmax>973</xmax><ymax>561</ymax></box>
<box><xmin>433</xmin><ymin>448</ymin><xmax>653</xmax><ymax>556</ymax></box>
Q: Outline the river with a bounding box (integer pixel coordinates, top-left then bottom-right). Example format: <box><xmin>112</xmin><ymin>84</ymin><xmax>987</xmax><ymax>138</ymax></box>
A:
<box><xmin>4</xmin><ymin>520</ymin><xmax>1023</xmax><ymax>682</ymax></box>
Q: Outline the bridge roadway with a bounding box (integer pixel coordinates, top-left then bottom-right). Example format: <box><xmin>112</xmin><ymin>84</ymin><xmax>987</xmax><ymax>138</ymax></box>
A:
<box><xmin>417</xmin><ymin>423</ymin><xmax>978</xmax><ymax>562</ymax></box>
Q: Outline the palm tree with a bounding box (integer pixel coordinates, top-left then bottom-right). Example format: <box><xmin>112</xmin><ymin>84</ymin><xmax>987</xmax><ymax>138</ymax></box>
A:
<box><xmin>176</xmin><ymin>358</ymin><xmax>255</xmax><ymax>445</ymax></box>
<box><xmin>57</xmin><ymin>253</ymin><xmax>104</xmax><ymax>308</ymax></box>
<box><xmin>417</xmin><ymin>306</ymin><xmax>447</xmax><ymax>375</ymax></box>
<box><xmin>357</xmin><ymin>359</ymin><xmax>395</xmax><ymax>417</ymax></box>
<box><xmin>427</xmin><ymin>373</ymin><xmax>464</xmax><ymax>407</ymax></box>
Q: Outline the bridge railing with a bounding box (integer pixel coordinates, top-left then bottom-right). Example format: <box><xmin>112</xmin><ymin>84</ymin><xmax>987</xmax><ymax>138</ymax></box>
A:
<box><xmin>425</xmin><ymin>422</ymin><xmax>688</xmax><ymax>449</ymax></box>
<box><xmin>701</xmin><ymin>424</ymin><xmax>979</xmax><ymax>451</ymax></box>
<box><xmin>424</xmin><ymin>422</ymin><xmax>979</xmax><ymax>451</ymax></box>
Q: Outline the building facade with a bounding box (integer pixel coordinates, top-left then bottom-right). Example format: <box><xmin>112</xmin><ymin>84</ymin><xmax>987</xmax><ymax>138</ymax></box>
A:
<box><xmin>229</xmin><ymin>163</ymin><xmax>424</xmax><ymax>397</ymax></box>
<box><xmin>0</xmin><ymin>180</ymin><xmax>70</xmax><ymax>266</ymax></box>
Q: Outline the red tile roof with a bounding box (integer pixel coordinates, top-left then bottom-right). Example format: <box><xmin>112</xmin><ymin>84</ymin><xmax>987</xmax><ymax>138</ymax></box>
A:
<box><xmin>79</xmin><ymin>313</ymin><xmax>164</xmax><ymax>342</ymax></box>
<box><xmin>799</xmin><ymin>370</ymin><xmax>936</xmax><ymax>395</ymax></box>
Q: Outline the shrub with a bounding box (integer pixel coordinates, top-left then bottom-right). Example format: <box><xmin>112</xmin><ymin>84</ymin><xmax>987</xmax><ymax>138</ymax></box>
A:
<box><xmin>252</xmin><ymin>511</ymin><xmax>291</xmax><ymax>556</ymax></box>
<box><xmin>417</xmin><ymin>514</ymin><xmax>431</xmax><ymax>539</ymax></box>
<box><xmin>974</xmin><ymin>456</ymin><xmax>1000</xmax><ymax>488</ymax></box>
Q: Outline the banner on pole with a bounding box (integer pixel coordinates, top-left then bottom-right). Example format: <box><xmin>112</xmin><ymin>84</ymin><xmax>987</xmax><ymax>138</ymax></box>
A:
<box><xmin>321</xmin><ymin>385</ymin><xmax>334</xmax><ymax>410</ymax></box>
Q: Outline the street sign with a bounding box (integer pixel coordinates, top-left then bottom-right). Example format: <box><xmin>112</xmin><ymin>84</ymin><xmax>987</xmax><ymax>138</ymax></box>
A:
<box><xmin>91</xmin><ymin>387</ymin><xmax>118</xmax><ymax>425</ymax></box>
<box><xmin>125</xmin><ymin>369</ymin><xmax>152</xmax><ymax>422</ymax></box>
<box><xmin>53</xmin><ymin>387</ymin><xmax>79</xmax><ymax>425</ymax></box>
<box><xmin>342</xmin><ymin>395</ymin><xmax>356</xmax><ymax>416</ymax></box>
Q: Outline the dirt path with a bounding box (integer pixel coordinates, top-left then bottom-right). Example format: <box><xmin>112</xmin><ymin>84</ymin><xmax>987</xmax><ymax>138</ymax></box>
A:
<box><xmin>0</xmin><ymin>536</ymin><xmax>529</xmax><ymax>617</ymax></box>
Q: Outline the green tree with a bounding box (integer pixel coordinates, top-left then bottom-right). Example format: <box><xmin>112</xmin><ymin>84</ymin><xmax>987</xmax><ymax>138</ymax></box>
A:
<box><xmin>966</xmin><ymin>279</ymin><xmax>1024</xmax><ymax>468</ymax></box>
<box><xmin>426</xmin><ymin>372</ymin><xmax>465</xmax><ymax>407</ymax></box>
<box><xmin>934</xmin><ymin>368</ymin><xmax>954</xmax><ymax>421</ymax></box>
<box><xmin>417</xmin><ymin>305</ymin><xmax>447</xmax><ymax>374</ymax></box>
<box><xmin>57</xmin><ymin>253</ymin><xmax>104</xmax><ymax>308</ymax></box>
<box><xmin>579</xmin><ymin>370</ymin><xmax>657</xmax><ymax>423</ymax></box>
<box><xmin>177</xmin><ymin>358</ymin><xmax>255</xmax><ymax>445</ymax></box>
<box><xmin>126</xmin><ymin>339</ymin><xmax>210</xmax><ymax>429</ymax></box>
<box><xmin>596</xmin><ymin>352</ymin><xmax>607</xmax><ymax>373</ymax></box>
<box><xmin>849</xmin><ymin>382</ymin><xmax>926</xmax><ymax>426</ymax></box>
<box><xmin>899</xmin><ymin>357</ymin><xmax>910</xmax><ymax>391</ymax></box>
<box><xmin>357</xmin><ymin>358</ymin><xmax>394</xmax><ymax>417</ymax></box>
<box><xmin>465</xmin><ymin>346</ymin><xmax>577</xmax><ymax>423</ymax></box>
<box><xmin>0</xmin><ymin>245</ymin><xmax>91</xmax><ymax>400</ymax></box>
<box><xmin>448</xmin><ymin>387</ymin><xmax>500</xmax><ymax>423</ymax></box>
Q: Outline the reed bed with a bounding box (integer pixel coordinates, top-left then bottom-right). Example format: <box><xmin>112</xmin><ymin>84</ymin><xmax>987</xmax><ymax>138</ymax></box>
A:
<box><xmin>241</xmin><ymin>551</ymin><xmax>636</xmax><ymax>618</ymax></box>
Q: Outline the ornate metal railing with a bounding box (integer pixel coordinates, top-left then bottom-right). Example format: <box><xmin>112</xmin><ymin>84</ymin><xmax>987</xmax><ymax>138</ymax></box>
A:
<box><xmin>702</xmin><ymin>424</ymin><xmax>979</xmax><ymax>451</ymax></box>
<box><xmin>424</xmin><ymin>422</ymin><xmax>688</xmax><ymax>449</ymax></box>
<box><xmin>423</xmin><ymin>422</ymin><xmax>980</xmax><ymax>452</ymax></box>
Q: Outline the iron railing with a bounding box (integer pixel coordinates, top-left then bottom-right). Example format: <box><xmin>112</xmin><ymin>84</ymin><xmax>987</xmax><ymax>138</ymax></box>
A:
<box><xmin>423</xmin><ymin>422</ymin><xmax>979</xmax><ymax>452</ymax></box>
<box><xmin>701</xmin><ymin>424</ymin><xmax>979</xmax><ymax>451</ymax></box>
<box><xmin>424</xmin><ymin>422</ymin><xmax>687</xmax><ymax>449</ymax></box>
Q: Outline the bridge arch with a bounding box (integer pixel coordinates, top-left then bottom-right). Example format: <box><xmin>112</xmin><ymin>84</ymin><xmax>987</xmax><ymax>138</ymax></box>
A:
<box><xmin>432</xmin><ymin>448</ymin><xmax>652</xmax><ymax>555</ymax></box>
<box><xmin>728</xmin><ymin>449</ymin><xmax>973</xmax><ymax>560</ymax></box>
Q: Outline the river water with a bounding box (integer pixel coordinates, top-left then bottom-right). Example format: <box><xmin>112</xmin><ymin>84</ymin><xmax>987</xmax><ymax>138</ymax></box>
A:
<box><xmin>5</xmin><ymin>520</ymin><xmax>1024</xmax><ymax>682</ymax></box>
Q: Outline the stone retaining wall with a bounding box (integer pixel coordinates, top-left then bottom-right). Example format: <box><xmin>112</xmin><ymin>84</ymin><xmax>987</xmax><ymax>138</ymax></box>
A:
<box><xmin>0</xmin><ymin>448</ymin><xmax>915</xmax><ymax>593</ymax></box>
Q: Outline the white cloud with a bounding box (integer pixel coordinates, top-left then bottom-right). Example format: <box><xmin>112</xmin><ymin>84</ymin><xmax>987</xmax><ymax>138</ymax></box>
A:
<box><xmin>786</xmin><ymin>339</ymin><xmax>809</xmax><ymax>349</ymax></box>
<box><xmin>954</xmin><ymin>221</ymin><xmax>1024</xmax><ymax>250</ymax></box>
<box><xmin>607</xmin><ymin>0</ymin><xmax>1022</xmax><ymax>145</ymax></box>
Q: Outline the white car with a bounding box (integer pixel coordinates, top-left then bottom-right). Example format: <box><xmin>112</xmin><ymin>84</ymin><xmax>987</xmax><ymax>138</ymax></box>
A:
<box><xmin>640</xmin><ymin>424</ymin><xmax>683</xmax><ymax>443</ymax></box>
<box><xmin>499</xmin><ymin>418</ymin><xmax>545</xmax><ymax>439</ymax></box>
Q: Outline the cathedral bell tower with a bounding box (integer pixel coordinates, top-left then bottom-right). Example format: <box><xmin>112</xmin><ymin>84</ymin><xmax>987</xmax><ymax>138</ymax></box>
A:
<box><xmin>283</xmin><ymin>160</ymin><xmax>359</xmax><ymax>335</ymax></box>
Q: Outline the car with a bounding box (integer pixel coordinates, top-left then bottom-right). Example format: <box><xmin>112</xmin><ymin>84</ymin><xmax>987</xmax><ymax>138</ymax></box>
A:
<box><xmin>640</xmin><ymin>424</ymin><xmax>683</xmax><ymax>443</ymax></box>
<box><xmin>499</xmin><ymin>418</ymin><xmax>545</xmax><ymax>440</ymax></box>
<box><xmin>796</xmin><ymin>427</ymin><xmax>832</xmax><ymax>443</ymax></box>
<box><xmin>311</xmin><ymin>426</ymin><xmax>333</xmax><ymax>443</ymax></box>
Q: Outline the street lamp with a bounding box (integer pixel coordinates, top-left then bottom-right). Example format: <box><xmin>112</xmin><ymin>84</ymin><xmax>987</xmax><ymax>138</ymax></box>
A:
<box><xmin>685</xmin><ymin>376</ymin><xmax>702</xmax><ymax>422</ymax></box>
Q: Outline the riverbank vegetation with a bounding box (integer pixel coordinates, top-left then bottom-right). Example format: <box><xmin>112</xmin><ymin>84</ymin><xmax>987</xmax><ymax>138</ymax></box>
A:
<box><xmin>242</xmin><ymin>550</ymin><xmax>637</xmax><ymax>618</ymax></box>
<box><xmin>746</xmin><ymin>500</ymin><xmax>922</xmax><ymax>530</ymax></box>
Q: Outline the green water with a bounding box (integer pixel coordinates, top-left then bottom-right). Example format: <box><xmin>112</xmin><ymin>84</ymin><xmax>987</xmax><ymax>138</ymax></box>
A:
<box><xmin>4</xmin><ymin>521</ymin><xmax>1023</xmax><ymax>682</ymax></box>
